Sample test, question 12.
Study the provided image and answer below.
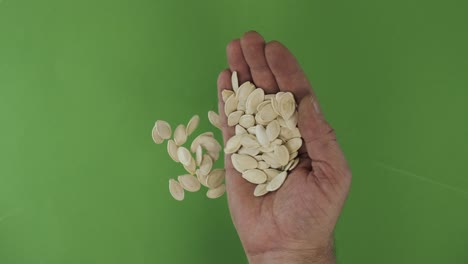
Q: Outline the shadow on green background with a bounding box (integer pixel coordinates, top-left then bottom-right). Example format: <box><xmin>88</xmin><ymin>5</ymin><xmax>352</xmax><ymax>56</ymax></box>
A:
<box><xmin>1</xmin><ymin>0</ymin><xmax>467</xmax><ymax>263</ymax></box>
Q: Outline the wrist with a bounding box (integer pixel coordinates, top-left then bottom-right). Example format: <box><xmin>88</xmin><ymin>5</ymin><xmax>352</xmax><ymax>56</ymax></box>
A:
<box><xmin>247</xmin><ymin>241</ymin><xmax>335</xmax><ymax>264</ymax></box>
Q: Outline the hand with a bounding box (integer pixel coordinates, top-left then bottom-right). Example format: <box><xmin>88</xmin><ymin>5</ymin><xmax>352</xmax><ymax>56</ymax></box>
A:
<box><xmin>217</xmin><ymin>31</ymin><xmax>352</xmax><ymax>264</ymax></box>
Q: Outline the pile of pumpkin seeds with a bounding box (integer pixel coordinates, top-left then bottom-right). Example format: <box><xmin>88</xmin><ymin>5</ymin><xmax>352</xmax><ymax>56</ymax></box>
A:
<box><xmin>152</xmin><ymin>71</ymin><xmax>302</xmax><ymax>200</ymax></box>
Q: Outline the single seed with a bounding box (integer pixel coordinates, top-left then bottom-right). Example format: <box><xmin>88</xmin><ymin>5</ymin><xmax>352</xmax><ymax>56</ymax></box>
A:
<box><xmin>155</xmin><ymin>120</ymin><xmax>172</xmax><ymax>140</ymax></box>
<box><xmin>198</xmin><ymin>136</ymin><xmax>222</xmax><ymax>154</ymax></box>
<box><xmin>246</xmin><ymin>88</ymin><xmax>265</xmax><ymax>114</ymax></box>
<box><xmin>222</xmin><ymin>89</ymin><xmax>234</xmax><ymax>102</ymax></box>
<box><xmin>178</xmin><ymin>175</ymin><xmax>201</xmax><ymax>192</ymax></box>
<box><xmin>255</xmin><ymin>125</ymin><xmax>270</xmax><ymax>147</ymax></box>
<box><xmin>239</xmin><ymin>114</ymin><xmax>255</xmax><ymax>128</ymax></box>
<box><xmin>151</xmin><ymin>125</ymin><xmax>164</xmax><ymax>144</ymax></box>
<box><xmin>254</xmin><ymin>183</ymin><xmax>269</xmax><ymax>197</ymax></box>
<box><xmin>169</xmin><ymin>179</ymin><xmax>184</xmax><ymax>201</ymax></box>
<box><xmin>278</xmin><ymin>92</ymin><xmax>296</xmax><ymax>120</ymax></box>
<box><xmin>206</xmin><ymin>169</ymin><xmax>225</xmax><ymax>189</ymax></box>
<box><xmin>208</xmin><ymin>111</ymin><xmax>222</xmax><ymax>130</ymax></box>
<box><xmin>186</xmin><ymin>115</ymin><xmax>200</xmax><ymax>137</ymax></box>
<box><xmin>224</xmin><ymin>94</ymin><xmax>238</xmax><ymax>116</ymax></box>
<box><xmin>242</xmin><ymin>169</ymin><xmax>267</xmax><ymax>184</ymax></box>
<box><xmin>174</xmin><ymin>124</ymin><xmax>187</xmax><ymax>146</ymax></box>
<box><xmin>274</xmin><ymin>145</ymin><xmax>290</xmax><ymax>166</ymax></box>
<box><xmin>199</xmin><ymin>154</ymin><xmax>213</xmax><ymax>176</ymax></box>
<box><xmin>262</xmin><ymin>152</ymin><xmax>282</xmax><ymax>168</ymax></box>
<box><xmin>167</xmin><ymin>139</ymin><xmax>179</xmax><ymax>162</ymax></box>
<box><xmin>196</xmin><ymin>145</ymin><xmax>203</xmax><ymax>166</ymax></box>
<box><xmin>224</xmin><ymin>134</ymin><xmax>243</xmax><ymax>154</ymax></box>
<box><xmin>207</xmin><ymin>184</ymin><xmax>226</xmax><ymax>199</ymax></box>
<box><xmin>231</xmin><ymin>71</ymin><xmax>239</xmax><ymax>92</ymax></box>
<box><xmin>266</xmin><ymin>120</ymin><xmax>280</xmax><ymax>141</ymax></box>
<box><xmin>266</xmin><ymin>171</ymin><xmax>288</xmax><ymax>192</ymax></box>
<box><xmin>231</xmin><ymin>154</ymin><xmax>258</xmax><ymax>172</ymax></box>
<box><xmin>177</xmin><ymin>147</ymin><xmax>192</xmax><ymax>166</ymax></box>
<box><xmin>285</xmin><ymin>138</ymin><xmax>303</xmax><ymax>153</ymax></box>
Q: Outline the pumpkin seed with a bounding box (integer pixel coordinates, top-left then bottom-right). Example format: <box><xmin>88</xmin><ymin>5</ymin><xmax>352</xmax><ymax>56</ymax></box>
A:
<box><xmin>239</xmin><ymin>114</ymin><xmax>255</xmax><ymax>128</ymax></box>
<box><xmin>266</xmin><ymin>120</ymin><xmax>280</xmax><ymax>141</ymax></box>
<box><xmin>231</xmin><ymin>154</ymin><xmax>258</xmax><ymax>172</ymax></box>
<box><xmin>169</xmin><ymin>179</ymin><xmax>184</xmax><ymax>201</ymax></box>
<box><xmin>224</xmin><ymin>134</ymin><xmax>242</xmax><ymax>154</ymax></box>
<box><xmin>174</xmin><ymin>124</ymin><xmax>187</xmax><ymax>146</ymax></box>
<box><xmin>177</xmin><ymin>147</ymin><xmax>192</xmax><ymax>166</ymax></box>
<box><xmin>242</xmin><ymin>169</ymin><xmax>267</xmax><ymax>184</ymax></box>
<box><xmin>186</xmin><ymin>115</ymin><xmax>199</xmax><ymax>137</ymax></box>
<box><xmin>266</xmin><ymin>171</ymin><xmax>288</xmax><ymax>192</ymax></box>
<box><xmin>222</xmin><ymin>89</ymin><xmax>234</xmax><ymax>102</ymax></box>
<box><xmin>167</xmin><ymin>139</ymin><xmax>179</xmax><ymax>162</ymax></box>
<box><xmin>231</xmin><ymin>71</ymin><xmax>239</xmax><ymax>92</ymax></box>
<box><xmin>178</xmin><ymin>175</ymin><xmax>201</xmax><ymax>192</ymax></box>
<box><xmin>208</xmin><ymin>111</ymin><xmax>222</xmax><ymax>129</ymax></box>
<box><xmin>206</xmin><ymin>169</ymin><xmax>225</xmax><ymax>189</ymax></box>
<box><xmin>199</xmin><ymin>154</ymin><xmax>213</xmax><ymax>176</ymax></box>
<box><xmin>224</xmin><ymin>94</ymin><xmax>238</xmax><ymax>116</ymax></box>
<box><xmin>207</xmin><ymin>184</ymin><xmax>226</xmax><ymax>199</ymax></box>
<box><xmin>152</xmin><ymin>125</ymin><xmax>164</xmax><ymax>144</ymax></box>
<box><xmin>155</xmin><ymin>120</ymin><xmax>172</xmax><ymax>140</ymax></box>
<box><xmin>254</xmin><ymin>183</ymin><xmax>269</xmax><ymax>197</ymax></box>
<box><xmin>246</xmin><ymin>88</ymin><xmax>265</xmax><ymax>114</ymax></box>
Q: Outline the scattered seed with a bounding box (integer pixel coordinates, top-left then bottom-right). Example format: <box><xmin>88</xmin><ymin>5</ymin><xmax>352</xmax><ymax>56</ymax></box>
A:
<box><xmin>155</xmin><ymin>120</ymin><xmax>172</xmax><ymax>140</ymax></box>
<box><xmin>199</xmin><ymin>154</ymin><xmax>213</xmax><ymax>176</ymax></box>
<box><xmin>167</xmin><ymin>139</ymin><xmax>179</xmax><ymax>162</ymax></box>
<box><xmin>178</xmin><ymin>175</ymin><xmax>201</xmax><ymax>192</ymax></box>
<box><xmin>206</xmin><ymin>169</ymin><xmax>225</xmax><ymax>189</ymax></box>
<box><xmin>169</xmin><ymin>179</ymin><xmax>184</xmax><ymax>201</ymax></box>
<box><xmin>207</xmin><ymin>184</ymin><xmax>226</xmax><ymax>199</ymax></box>
<box><xmin>186</xmin><ymin>115</ymin><xmax>199</xmax><ymax>137</ymax></box>
<box><xmin>174</xmin><ymin>124</ymin><xmax>187</xmax><ymax>146</ymax></box>
<box><xmin>208</xmin><ymin>111</ymin><xmax>222</xmax><ymax>130</ymax></box>
<box><xmin>177</xmin><ymin>147</ymin><xmax>192</xmax><ymax>166</ymax></box>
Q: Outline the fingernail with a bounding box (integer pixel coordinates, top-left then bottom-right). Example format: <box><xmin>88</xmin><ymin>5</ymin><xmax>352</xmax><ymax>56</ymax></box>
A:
<box><xmin>310</xmin><ymin>96</ymin><xmax>321</xmax><ymax>114</ymax></box>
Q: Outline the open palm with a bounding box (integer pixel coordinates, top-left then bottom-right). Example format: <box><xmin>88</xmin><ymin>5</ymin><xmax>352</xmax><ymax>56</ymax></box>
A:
<box><xmin>217</xmin><ymin>32</ymin><xmax>351</xmax><ymax>263</ymax></box>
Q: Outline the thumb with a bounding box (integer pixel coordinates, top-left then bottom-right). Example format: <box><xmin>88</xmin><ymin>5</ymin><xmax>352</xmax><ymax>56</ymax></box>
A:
<box><xmin>297</xmin><ymin>94</ymin><xmax>351</xmax><ymax>181</ymax></box>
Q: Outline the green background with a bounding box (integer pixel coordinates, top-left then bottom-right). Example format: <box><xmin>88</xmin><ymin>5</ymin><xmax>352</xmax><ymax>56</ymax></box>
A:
<box><xmin>1</xmin><ymin>0</ymin><xmax>467</xmax><ymax>263</ymax></box>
